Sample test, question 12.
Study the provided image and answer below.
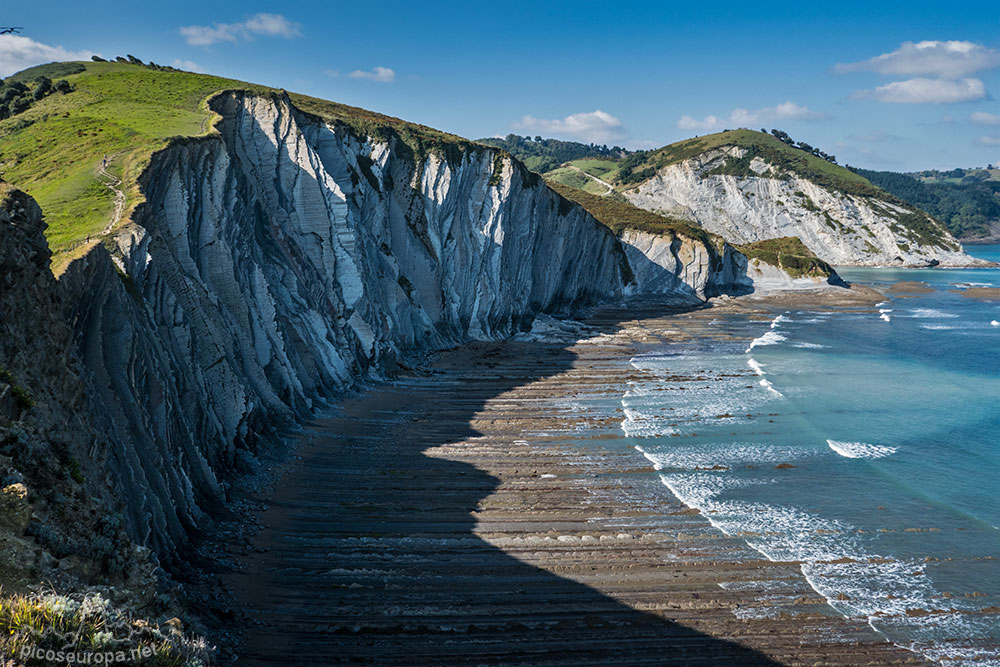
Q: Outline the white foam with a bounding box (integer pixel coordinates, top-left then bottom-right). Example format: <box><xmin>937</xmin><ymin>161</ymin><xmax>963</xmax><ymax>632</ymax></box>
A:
<box><xmin>992</xmin><ymin>320</ymin><xmax>999</xmax><ymax>327</ymax></box>
<box><xmin>746</xmin><ymin>330</ymin><xmax>786</xmax><ymax>352</ymax></box>
<box><xmin>880</xmin><ymin>313</ymin><xmax>891</xmax><ymax>322</ymax></box>
<box><xmin>759</xmin><ymin>378</ymin><xmax>783</xmax><ymax>397</ymax></box>
<box><xmin>826</xmin><ymin>439</ymin><xmax>898</xmax><ymax>459</ymax></box>
<box><xmin>621</xmin><ymin>406</ymin><xmax>675</xmax><ymax>438</ymax></box>
<box><xmin>639</xmin><ymin>442</ymin><xmax>814</xmax><ymax>470</ymax></box>
<box><xmin>771</xmin><ymin>314</ymin><xmax>790</xmax><ymax>328</ymax></box>
<box><xmin>908</xmin><ymin>308</ymin><xmax>958</xmax><ymax>319</ymax></box>
<box><xmin>747</xmin><ymin>358</ymin><xmax>766</xmax><ymax>375</ymax></box>
<box><xmin>920</xmin><ymin>324</ymin><xmax>956</xmax><ymax>331</ymax></box>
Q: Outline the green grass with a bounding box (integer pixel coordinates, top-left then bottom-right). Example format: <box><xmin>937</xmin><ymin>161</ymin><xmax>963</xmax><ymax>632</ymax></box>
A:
<box><xmin>0</xmin><ymin>62</ymin><xmax>276</xmax><ymax>271</ymax></box>
<box><xmin>0</xmin><ymin>61</ymin><xmax>489</xmax><ymax>274</ymax></box>
<box><xmin>734</xmin><ymin>237</ymin><xmax>834</xmax><ymax>279</ymax></box>
<box><xmin>545</xmin><ymin>178</ymin><xmax>716</xmax><ymax>246</ymax></box>
<box><xmin>617</xmin><ymin>130</ymin><xmax>880</xmax><ymax>197</ymax></box>
<box><xmin>544</xmin><ymin>166</ymin><xmax>592</xmax><ymax>191</ymax></box>
<box><xmin>0</xmin><ymin>591</ymin><xmax>208</xmax><ymax>666</ymax></box>
<box><xmin>568</xmin><ymin>158</ymin><xmax>619</xmax><ymax>178</ymax></box>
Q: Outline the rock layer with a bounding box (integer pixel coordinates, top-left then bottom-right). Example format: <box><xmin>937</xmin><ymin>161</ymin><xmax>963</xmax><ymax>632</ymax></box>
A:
<box><xmin>625</xmin><ymin>147</ymin><xmax>976</xmax><ymax>267</ymax></box>
<box><xmin>36</xmin><ymin>93</ymin><xmax>759</xmax><ymax>558</ymax></box>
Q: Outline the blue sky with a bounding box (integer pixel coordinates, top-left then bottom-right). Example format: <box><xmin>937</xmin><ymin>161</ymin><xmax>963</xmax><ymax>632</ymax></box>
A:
<box><xmin>3</xmin><ymin>0</ymin><xmax>1000</xmax><ymax>171</ymax></box>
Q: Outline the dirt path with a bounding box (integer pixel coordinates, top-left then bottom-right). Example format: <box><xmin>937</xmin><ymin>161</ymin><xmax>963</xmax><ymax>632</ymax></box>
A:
<box><xmin>568</xmin><ymin>164</ymin><xmax>615</xmax><ymax>196</ymax></box>
<box><xmin>96</xmin><ymin>155</ymin><xmax>126</xmax><ymax>235</ymax></box>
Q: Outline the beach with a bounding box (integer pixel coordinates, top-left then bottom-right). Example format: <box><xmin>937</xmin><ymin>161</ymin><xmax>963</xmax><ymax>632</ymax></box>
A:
<box><xmin>224</xmin><ymin>286</ymin><xmax>931</xmax><ymax>665</ymax></box>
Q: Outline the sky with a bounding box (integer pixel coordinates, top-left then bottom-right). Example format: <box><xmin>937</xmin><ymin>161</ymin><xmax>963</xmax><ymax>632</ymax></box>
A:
<box><xmin>2</xmin><ymin>0</ymin><xmax>1000</xmax><ymax>171</ymax></box>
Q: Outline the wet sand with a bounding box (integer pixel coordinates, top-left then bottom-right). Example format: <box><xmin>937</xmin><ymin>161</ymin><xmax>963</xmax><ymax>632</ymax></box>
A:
<box><xmin>225</xmin><ymin>287</ymin><xmax>927</xmax><ymax>665</ymax></box>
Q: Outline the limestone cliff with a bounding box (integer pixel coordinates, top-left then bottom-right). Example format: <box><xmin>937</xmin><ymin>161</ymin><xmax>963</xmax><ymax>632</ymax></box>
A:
<box><xmin>623</xmin><ymin>146</ymin><xmax>977</xmax><ymax>267</ymax></box>
<box><xmin>9</xmin><ymin>92</ymin><xmax>755</xmax><ymax>559</ymax></box>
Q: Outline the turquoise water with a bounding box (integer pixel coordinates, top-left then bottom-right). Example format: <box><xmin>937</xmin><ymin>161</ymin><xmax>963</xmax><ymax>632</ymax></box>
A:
<box><xmin>623</xmin><ymin>246</ymin><xmax>1000</xmax><ymax>665</ymax></box>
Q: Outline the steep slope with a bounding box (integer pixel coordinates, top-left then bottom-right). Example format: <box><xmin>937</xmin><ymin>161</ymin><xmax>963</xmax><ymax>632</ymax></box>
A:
<box><xmin>0</xmin><ymin>63</ymin><xmax>761</xmax><ymax>562</ymax></box>
<box><xmin>857</xmin><ymin>167</ymin><xmax>1000</xmax><ymax>242</ymax></box>
<box><xmin>543</xmin><ymin>130</ymin><xmax>979</xmax><ymax>267</ymax></box>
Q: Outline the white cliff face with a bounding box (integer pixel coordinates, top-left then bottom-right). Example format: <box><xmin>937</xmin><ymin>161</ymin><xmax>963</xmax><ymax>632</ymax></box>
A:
<box><xmin>619</xmin><ymin>229</ymin><xmax>751</xmax><ymax>300</ymax></box>
<box><xmin>54</xmin><ymin>93</ymin><xmax>752</xmax><ymax>557</ymax></box>
<box><xmin>624</xmin><ymin>147</ymin><xmax>975</xmax><ymax>267</ymax></box>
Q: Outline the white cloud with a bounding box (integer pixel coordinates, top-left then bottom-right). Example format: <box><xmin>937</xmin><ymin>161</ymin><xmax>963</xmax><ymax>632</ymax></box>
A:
<box><xmin>854</xmin><ymin>77</ymin><xmax>986</xmax><ymax>103</ymax></box>
<box><xmin>677</xmin><ymin>101</ymin><xmax>826</xmax><ymax>131</ymax></box>
<box><xmin>971</xmin><ymin>111</ymin><xmax>1000</xmax><ymax>125</ymax></box>
<box><xmin>978</xmin><ymin>136</ymin><xmax>1000</xmax><ymax>146</ymax></box>
<box><xmin>347</xmin><ymin>66</ymin><xmax>395</xmax><ymax>83</ymax></box>
<box><xmin>324</xmin><ymin>69</ymin><xmax>340</xmax><ymax>78</ymax></box>
<box><xmin>513</xmin><ymin>110</ymin><xmax>626</xmax><ymax>143</ymax></box>
<box><xmin>0</xmin><ymin>35</ymin><xmax>95</xmax><ymax>77</ymax></box>
<box><xmin>180</xmin><ymin>13</ymin><xmax>301</xmax><ymax>46</ymax></box>
<box><xmin>836</xmin><ymin>41</ymin><xmax>1000</xmax><ymax>79</ymax></box>
<box><xmin>171</xmin><ymin>59</ymin><xmax>203</xmax><ymax>73</ymax></box>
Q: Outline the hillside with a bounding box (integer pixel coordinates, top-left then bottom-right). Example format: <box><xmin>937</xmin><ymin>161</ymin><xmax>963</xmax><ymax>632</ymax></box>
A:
<box><xmin>856</xmin><ymin>167</ymin><xmax>1000</xmax><ymax>242</ymax></box>
<box><xmin>535</xmin><ymin>129</ymin><xmax>973</xmax><ymax>267</ymax></box>
<box><xmin>477</xmin><ymin>134</ymin><xmax>626</xmax><ymax>174</ymax></box>
<box><xmin>0</xmin><ymin>60</ymin><xmax>483</xmax><ymax>274</ymax></box>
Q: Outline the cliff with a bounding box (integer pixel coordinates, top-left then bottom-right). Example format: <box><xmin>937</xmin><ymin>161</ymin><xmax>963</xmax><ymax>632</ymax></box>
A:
<box><xmin>0</xmin><ymin>87</ymin><xmax>767</xmax><ymax>564</ymax></box>
<box><xmin>620</xmin><ymin>137</ymin><xmax>977</xmax><ymax>267</ymax></box>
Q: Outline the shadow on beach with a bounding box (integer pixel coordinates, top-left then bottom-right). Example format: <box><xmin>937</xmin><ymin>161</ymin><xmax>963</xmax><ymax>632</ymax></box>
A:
<box><xmin>227</xmin><ymin>302</ymin><xmax>781</xmax><ymax>666</ymax></box>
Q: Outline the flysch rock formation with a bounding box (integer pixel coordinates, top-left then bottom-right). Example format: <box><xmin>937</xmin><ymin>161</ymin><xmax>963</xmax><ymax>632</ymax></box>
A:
<box><xmin>624</xmin><ymin>146</ymin><xmax>979</xmax><ymax>267</ymax></box>
<box><xmin>0</xmin><ymin>92</ymin><xmax>811</xmax><ymax>564</ymax></box>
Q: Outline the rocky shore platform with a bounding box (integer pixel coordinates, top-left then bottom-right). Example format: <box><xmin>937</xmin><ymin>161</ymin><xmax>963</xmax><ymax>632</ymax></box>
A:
<box><xmin>223</xmin><ymin>286</ymin><xmax>928</xmax><ymax>665</ymax></box>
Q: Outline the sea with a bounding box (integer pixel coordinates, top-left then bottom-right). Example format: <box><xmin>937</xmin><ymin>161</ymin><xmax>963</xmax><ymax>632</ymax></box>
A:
<box><xmin>621</xmin><ymin>245</ymin><xmax>1000</xmax><ymax>664</ymax></box>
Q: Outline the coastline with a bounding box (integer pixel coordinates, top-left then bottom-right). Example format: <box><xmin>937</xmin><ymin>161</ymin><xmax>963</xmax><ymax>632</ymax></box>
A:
<box><xmin>222</xmin><ymin>285</ymin><xmax>930</xmax><ymax>665</ymax></box>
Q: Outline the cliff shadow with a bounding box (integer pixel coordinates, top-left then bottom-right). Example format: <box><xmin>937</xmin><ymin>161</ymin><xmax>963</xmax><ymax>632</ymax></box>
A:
<box><xmin>224</xmin><ymin>307</ymin><xmax>780</xmax><ymax>666</ymax></box>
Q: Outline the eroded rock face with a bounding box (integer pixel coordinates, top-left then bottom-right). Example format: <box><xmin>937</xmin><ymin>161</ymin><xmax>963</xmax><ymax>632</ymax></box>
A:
<box><xmin>624</xmin><ymin>147</ymin><xmax>976</xmax><ymax>267</ymax></box>
<box><xmin>50</xmin><ymin>93</ymin><xmax>754</xmax><ymax>559</ymax></box>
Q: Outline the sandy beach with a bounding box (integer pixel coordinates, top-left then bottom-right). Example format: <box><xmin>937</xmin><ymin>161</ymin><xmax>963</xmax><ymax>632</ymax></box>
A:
<box><xmin>224</xmin><ymin>286</ymin><xmax>929</xmax><ymax>665</ymax></box>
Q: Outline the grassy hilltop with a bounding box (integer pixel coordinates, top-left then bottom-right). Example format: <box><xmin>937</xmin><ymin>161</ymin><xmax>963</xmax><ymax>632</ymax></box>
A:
<box><xmin>528</xmin><ymin>129</ymin><xmax>881</xmax><ymax>198</ymax></box>
<box><xmin>0</xmin><ymin>60</ymin><xmax>476</xmax><ymax>274</ymax></box>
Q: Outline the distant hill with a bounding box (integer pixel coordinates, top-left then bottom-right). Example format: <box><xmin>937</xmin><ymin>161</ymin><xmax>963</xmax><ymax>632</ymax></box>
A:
<box><xmin>476</xmin><ymin>134</ymin><xmax>628</xmax><ymax>174</ymax></box>
<box><xmin>519</xmin><ymin>128</ymin><xmax>972</xmax><ymax>266</ymax></box>
<box><xmin>855</xmin><ymin>168</ymin><xmax>1000</xmax><ymax>242</ymax></box>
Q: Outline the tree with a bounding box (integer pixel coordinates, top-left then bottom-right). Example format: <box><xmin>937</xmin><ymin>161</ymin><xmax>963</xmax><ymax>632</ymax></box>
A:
<box><xmin>32</xmin><ymin>76</ymin><xmax>52</xmax><ymax>101</ymax></box>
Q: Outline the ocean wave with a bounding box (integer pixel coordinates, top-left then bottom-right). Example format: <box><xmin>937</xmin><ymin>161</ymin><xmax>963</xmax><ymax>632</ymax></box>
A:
<box><xmin>826</xmin><ymin>439</ymin><xmax>897</xmax><ymax>459</ymax></box>
<box><xmin>793</xmin><ymin>341</ymin><xmax>827</xmax><ymax>349</ymax></box>
<box><xmin>657</xmin><ymin>471</ymin><xmax>989</xmax><ymax>665</ymax></box>
<box><xmin>621</xmin><ymin>406</ymin><xmax>676</xmax><ymax>438</ymax></box>
<box><xmin>919</xmin><ymin>324</ymin><xmax>956</xmax><ymax>331</ymax></box>
<box><xmin>641</xmin><ymin>442</ymin><xmax>814</xmax><ymax>469</ymax></box>
<box><xmin>747</xmin><ymin>358</ymin><xmax>766</xmax><ymax>375</ymax></box>
<box><xmin>746</xmin><ymin>330</ymin><xmax>786</xmax><ymax>352</ymax></box>
<box><xmin>992</xmin><ymin>320</ymin><xmax>999</xmax><ymax>327</ymax></box>
<box><xmin>908</xmin><ymin>308</ymin><xmax>958</xmax><ymax>319</ymax></box>
<box><xmin>759</xmin><ymin>378</ymin><xmax>783</xmax><ymax>397</ymax></box>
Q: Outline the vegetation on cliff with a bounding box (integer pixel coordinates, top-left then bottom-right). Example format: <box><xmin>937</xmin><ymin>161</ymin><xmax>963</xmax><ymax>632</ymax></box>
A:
<box><xmin>855</xmin><ymin>167</ymin><xmax>1000</xmax><ymax>241</ymax></box>
<box><xmin>545</xmin><ymin>178</ymin><xmax>715</xmax><ymax>245</ymax></box>
<box><xmin>477</xmin><ymin>134</ymin><xmax>626</xmax><ymax>174</ymax></box>
<box><xmin>734</xmin><ymin>237</ymin><xmax>835</xmax><ymax>279</ymax></box>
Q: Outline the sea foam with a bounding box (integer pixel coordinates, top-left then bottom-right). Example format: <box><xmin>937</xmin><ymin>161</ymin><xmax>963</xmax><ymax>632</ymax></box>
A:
<box><xmin>826</xmin><ymin>439</ymin><xmax>898</xmax><ymax>459</ymax></box>
<box><xmin>746</xmin><ymin>315</ymin><xmax>789</xmax><ymax>352</ymax></box>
